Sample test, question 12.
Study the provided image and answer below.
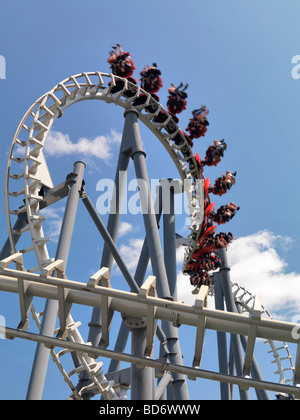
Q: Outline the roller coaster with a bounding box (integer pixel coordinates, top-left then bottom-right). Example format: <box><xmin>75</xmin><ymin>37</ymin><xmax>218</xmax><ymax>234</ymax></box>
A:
<box><xmin>0</xmin><ymin>45</ymin><xmax>298</xmax><ymax>400</ymax></box>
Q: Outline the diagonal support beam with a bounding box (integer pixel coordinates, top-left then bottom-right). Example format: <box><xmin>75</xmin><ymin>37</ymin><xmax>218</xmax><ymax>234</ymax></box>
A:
<box><xmin>81</xmin><ymin>191</ymin><xmax>139</xmax><ymax>293</ymax></box>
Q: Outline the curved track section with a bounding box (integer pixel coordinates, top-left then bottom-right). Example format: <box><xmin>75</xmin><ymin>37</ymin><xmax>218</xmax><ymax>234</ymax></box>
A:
<box><xmin>5</xmin><ymin>72</ymin><xmax>204</xmax><ymax>272</ymax></box>
<box><xmin>232</xmin><ymin>283</ymin><xmax>295</xmax><ymax>386</ymax></box>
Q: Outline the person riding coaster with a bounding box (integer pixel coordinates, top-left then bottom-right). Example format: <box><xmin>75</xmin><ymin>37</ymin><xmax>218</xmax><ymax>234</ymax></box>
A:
<box><xmin>210</xmin><ymin>202</ymin><xmax>240</xmax><ymax>224</ymax></box>
<box><xmin>107</xmin><ymin>44</ymin><xmax>136</xmax><ymax>78</ymax></box>
<box><xmin>131</xmin><ymin>63</ymin><xmax>162</xmax><ymax>110</ymax></box>
<box><xmin>210</xmin><ymin>171</ymin><xmax>237</xmax><ymax>196</ymax></box>
<box><xmin>201</xmin><ymin>139</ymin><xmax>227</xmax><ymax>167</ymax></box>
<box><xmin>140</xmin><ymin>63</ymin><xmax>163</xmax><ymax>94</ymax></box>
<box><xmin>186</xmin><ymin>106</ymin><xmax>209</xmax><ymax>139</ymax></box>
<box><xmin>186</xmin><ymin>252</ymin><xmax>221</xmax><ymax>272</ymax></box>
<box><xmin>188</xmin><ymin>268</ymin><xmax>212</xmax><ymax>287</ymax></box>
<box><xmin>190</xmin><ymin>229</ymin><xmax>235</xmax><ymax>262</ymax></box>
<box><xmin>167</xmin><ymin>82</ymin><xmax>188</xmax><ymax>115</ymax></box>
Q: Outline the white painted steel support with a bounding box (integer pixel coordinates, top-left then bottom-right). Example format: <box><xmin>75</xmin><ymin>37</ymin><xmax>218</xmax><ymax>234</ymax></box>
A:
<box><xmin>138</xmin><ymin>276</ymin><xmax>157</xmax><ymax>358</ymax></box>
<box><xmin>243</xmin><ymin>295</ymin><xmax>262</xmax><ymax>378</ymax></box>
<box><xmin>1</xmin><ymin>269</ymin><xmax>300</xmax><ymax>345</ymax></box>
<box><xmin>0</xmin><ymin>252</ymin><xmax>31</xmax><ymax>330</ymax></box>
<box><xmin>235</xmin><ymin>299</ymin><xmax>271</xmax><ymax>400</ymax></box>
<box><xmin>192</xmin><ymin>286</ymin><xmax>208</xmax><ymax>369</ymax></box>
<box><xmin>2</xmin><ymin>70</ymin><xmax>296</xmax><ymax>400</ymax></box>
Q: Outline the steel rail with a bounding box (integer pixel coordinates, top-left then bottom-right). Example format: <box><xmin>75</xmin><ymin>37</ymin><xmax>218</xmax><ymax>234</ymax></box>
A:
<box><xmin>2</xmin><ymin>326</ymin><xmax>299</xmax><ymax>398</ymax></box>
<box><xmin>0</xmin><ymin>270</ymin><xmax>299</xmax><ymax>345</ymax></box>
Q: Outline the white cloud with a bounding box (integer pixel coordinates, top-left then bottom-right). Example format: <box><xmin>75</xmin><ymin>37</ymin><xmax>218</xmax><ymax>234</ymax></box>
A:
<box><xmin>40</xmin><ymin>206</ymin><xmax>65</xmax><ymax>242</ymax></box>
<box><xmin>118</xmin><ymin>222</ymin><xmax>133</xmax><ymax>237</ymax></box>
<box><xmin>119</xmin><ymin>238</ymin><xmax>145</xmax><ymax>271</ymax></box>
<box><xmin>228</xmin><ymin>231</ymin><xmax>299</xmax><ymax>318</ymax></box>
<box><xmin>44</xmin><ymin>129</ymin><xmax>121</xmax><ymax>160</ymax></box>
<box><xmin>176</xmin><ymin>246</ymin><xmax>199</xmax><ymax>304</ymax></box>
<box><xmin>176</xmin><ymin>230</ymin><xmax>300</xmax><ymax>320</ymax></box>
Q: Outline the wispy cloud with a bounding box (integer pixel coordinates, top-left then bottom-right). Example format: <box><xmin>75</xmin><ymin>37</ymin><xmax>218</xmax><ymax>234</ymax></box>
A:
<box><xmin>119</xmin><ymin>238</ymin><xmax>145</xmax><ymax>272</ymax></box>
<box><xmin>118</xmin><ymin>222</ymin><xmax>134</xmax><ymax>237</ymax></box>
<box><xmin>44</xmin><ymin>129</ymin><xmax>121</xmax><ymax>161</ymax></box>
<box><xmin>40</xmin><ymin>206</ymin><xmax>65</xmax><ymax>243</ymax></box>
<box><xmin>228</xmin><ymin>230</ymin><xmax>299</xmax><ymax>319</ymax></box>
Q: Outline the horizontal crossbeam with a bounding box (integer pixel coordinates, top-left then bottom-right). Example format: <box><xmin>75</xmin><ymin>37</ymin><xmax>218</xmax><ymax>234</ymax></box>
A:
<box><xmin>0</xmin><ymin>268</ymin><xmax>299</xmax><ymax>347</ymax></box>
<box><xmin>1</xmin><ymin>325</ymin><xmax>300</xmax><ymax>398</ymax></box>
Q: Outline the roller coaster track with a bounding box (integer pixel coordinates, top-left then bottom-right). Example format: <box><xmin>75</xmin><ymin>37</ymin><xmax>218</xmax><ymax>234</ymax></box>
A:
<box><xmin>3</xmin><ymin>71</ymin><xmax>206</xmax><ymax>399</ymax></box>
<box><xmin>2</xmin><ymin>71</ymin><xmax>295</xmax><ymax>399</ymax></box>
<box><xmin>208</xmin><ymin>282</ymin><xmax>295</xmax><ymax>389</ymax></box>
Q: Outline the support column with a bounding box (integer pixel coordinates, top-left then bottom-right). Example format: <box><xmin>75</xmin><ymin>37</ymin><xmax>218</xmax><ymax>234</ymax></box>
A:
<box><xmin>161</xmin><ymin>179</ymin><xmax>179</xmax><ymax>399</ymax></box>
<box><xmin>122</xmin><ymin>110</ymin><xmax>158</xmax><ymax>400</ymax></box>
<box><xmin>130</xmin><ymin>327</ymin><xmax>155</xmax><ymax>400</ymax></box>
<box><xmin>0</xmin><ymin>178</ymin><xmax>76</xmax><ymax>261</ymax></box>
<box><xmin>213</xmin><ymin>270</ymin><xmax>231</xmax><ymax>400</ymax></box>
<box><xmin>125</xmin><ymin>110</ymin><xmax>189</xmax><ymax>400</ymax></box>
<box><xmin>218</xmin><ymin>247</ymin><xmax>250</xmax><ymax>400</ymax></box>
<box><xmin>162</xmin><ymin>180</ymin><xmax>177</xmax><ymax>300</ymax></box>
<box><xmin>87</xmin><ymin>131</ymin><xmax>130</xmax><ymax>348</ymax></box>
<box><xmin>26</xmin><ymin>161</ymin><xmax>85</xmax><ymax>400</ymax></box>
<box><xmin>108</xmin><ymin>188</ymin><xmax>164</xmax><ymax>374</ymax></box>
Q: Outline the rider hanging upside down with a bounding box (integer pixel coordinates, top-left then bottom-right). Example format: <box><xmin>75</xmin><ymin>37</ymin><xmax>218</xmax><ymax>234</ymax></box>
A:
<box><xmin>186</xmin><ymin>106</ymin><xmax>209</xmax><ymax>139</ymax></box>
<box><xmin>107</xmin><ymin>44</ymin><xmax>136</xmax><ymax>78</ymax></box>
<box><xmin>140</xmin><ymin>63</ymin><xmax>163</xmax><ymax>94</ymax></box>
<box><xmin>201</xmin><ymin>140</ymin><xmax>227</xmax><ymax>167</ymax></box>
<box><xmin>210</xmin><ymin>171</ymin><xmax>237</xmax><ymax>196</ymax></box>
<box><xmin>214</xmin><ymin>232</ymin><xmax>235</xmax><ymax>247</ymax></box>
<box><xmin>210</xmin><ymin>202</ymin><xmax>240</xmax><ymax>224</ymax></box>
<box><xmin>167</xmin><ymin>82</ymin><xmax>188</xmax><ymax>115</ymax></box>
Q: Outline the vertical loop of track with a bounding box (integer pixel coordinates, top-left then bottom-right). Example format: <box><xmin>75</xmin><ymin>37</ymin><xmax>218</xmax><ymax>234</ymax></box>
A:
<box><xmin>5</xmin><ymin>72</ymin><xmax>204</xmax><ymax>273</ymax></box>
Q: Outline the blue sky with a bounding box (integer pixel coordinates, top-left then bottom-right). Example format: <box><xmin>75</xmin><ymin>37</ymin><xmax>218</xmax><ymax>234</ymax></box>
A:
<box><xmin>1</xmin><ymin>0</ymin><xmax>300</xmax><ymax>400</ymax></box>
